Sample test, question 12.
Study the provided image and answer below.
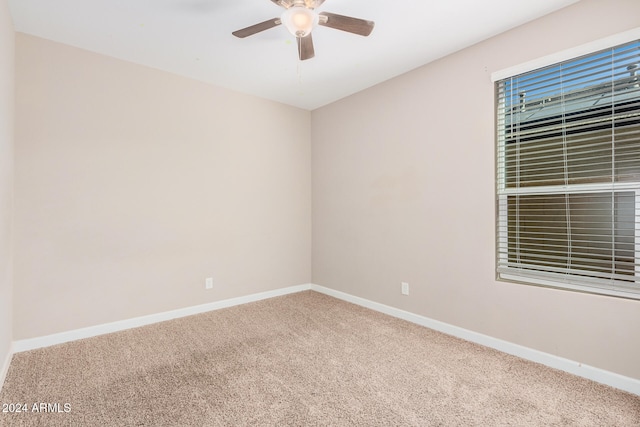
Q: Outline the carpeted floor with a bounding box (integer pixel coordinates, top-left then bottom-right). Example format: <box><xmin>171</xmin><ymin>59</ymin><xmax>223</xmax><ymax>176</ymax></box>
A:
<box><xmin>0</xmin><ymin>290</ymin><xmax>639</xmax><ymax>426</ymax></box>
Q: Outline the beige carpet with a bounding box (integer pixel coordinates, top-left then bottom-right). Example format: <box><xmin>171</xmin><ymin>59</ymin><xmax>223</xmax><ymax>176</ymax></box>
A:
<box><xmin>0</xmin><ymin>291</ymin><xmax>638</xmax><ymax>426</ymax></box>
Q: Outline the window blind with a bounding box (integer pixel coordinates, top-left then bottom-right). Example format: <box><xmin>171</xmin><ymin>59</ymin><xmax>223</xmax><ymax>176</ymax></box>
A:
<box><xmin>496</xmin><ymin>39</ymin><xmax>640</xmax><ymax>299</ymax></box>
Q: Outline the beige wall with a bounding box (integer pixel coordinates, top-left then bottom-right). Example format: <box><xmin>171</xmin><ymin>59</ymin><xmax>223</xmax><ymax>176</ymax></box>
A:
<box><xmin>312</xmin><ymin>0</ymin><xmax>640</xmax><ymax>380</ymax></box>
<box><xmin>0</xmin><ymin>0</ymin><xmax>14</xmax><ymax>372</ymax></box>
<box><xmin>13</xmin><ymin>34</ymin><xmax>311</xmax><ymax>339</ymax></box>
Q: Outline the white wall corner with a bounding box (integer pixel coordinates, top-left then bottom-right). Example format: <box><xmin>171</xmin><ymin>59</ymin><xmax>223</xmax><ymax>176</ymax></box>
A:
<box><xmin>309</xmin><ymin>284</ymin><xmax>640</xmax><ymax>397</ymax></box>
<box><xmin>0</xmin><ymin>341</ymin><xmax>13</xmax><ymax>393</ymax></box>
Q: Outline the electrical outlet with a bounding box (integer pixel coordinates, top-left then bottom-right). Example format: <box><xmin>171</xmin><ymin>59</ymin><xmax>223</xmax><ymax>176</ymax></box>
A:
<box><xmin>401</xmin><ymin>282</ymin><xmax>409</xmax><ymax>295</ymax></box>
<box><xmin>205</xmin><ymin>277</ymin><xmax>213</xmax><ymax>290</ymax></box>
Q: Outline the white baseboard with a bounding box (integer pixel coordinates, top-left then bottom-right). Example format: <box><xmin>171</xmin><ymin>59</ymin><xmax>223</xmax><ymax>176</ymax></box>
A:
<box><xmin>0</xmin><ymin>342</ymin><xmax>13</xmax><ymax>393</ymax></box>
<box><xmin>13</xmin><ymin>284</ymin><xmax>312</xmax><ymax>353</ymax></box>
<box><xmin>310</xmin><ymin>284</ymin><xmax>640</xmax><ymax>397</ymax></box>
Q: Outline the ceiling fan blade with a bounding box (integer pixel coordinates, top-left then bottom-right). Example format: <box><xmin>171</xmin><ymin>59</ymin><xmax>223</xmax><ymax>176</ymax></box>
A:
<box><xmin>318</xmin><ymin>12</ymin><xmax>375</xmax><ymax>37</ymax></box>
<box><xmin>232</xmin><ymin>18</ymin><xmax>281</xmax><ymax>38</ymax></box>
<box><xmin>297</xmin><ymin>34</ymin><xmax>315</xmax><ymax>61</ymax></box>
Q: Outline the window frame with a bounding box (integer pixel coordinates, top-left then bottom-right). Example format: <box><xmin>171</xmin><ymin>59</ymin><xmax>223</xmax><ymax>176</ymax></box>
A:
<box><xmin>493</xmin><ymin>28</ymin><xmax>640</xmax><ymax>300</ymax></box>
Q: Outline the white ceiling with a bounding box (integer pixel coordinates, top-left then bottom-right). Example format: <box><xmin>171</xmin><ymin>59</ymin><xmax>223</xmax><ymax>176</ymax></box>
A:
<box><xmin>8</xmin><ymin>0</ymin><xmax>580</xmax><ymax>110</ymax></box>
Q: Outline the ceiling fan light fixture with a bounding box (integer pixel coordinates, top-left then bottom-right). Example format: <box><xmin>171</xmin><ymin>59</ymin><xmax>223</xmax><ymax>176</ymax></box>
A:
<box><xmin>281</xmin><ymin>6</ymin><xmax>318</xmax><ymax>37</ymax></box>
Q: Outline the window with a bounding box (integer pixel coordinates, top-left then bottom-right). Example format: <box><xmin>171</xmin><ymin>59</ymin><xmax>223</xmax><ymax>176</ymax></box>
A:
<box><xmin>496</xmin><ymin>38</ymin><xmax>640</xmax><ymax>299</ymax></box>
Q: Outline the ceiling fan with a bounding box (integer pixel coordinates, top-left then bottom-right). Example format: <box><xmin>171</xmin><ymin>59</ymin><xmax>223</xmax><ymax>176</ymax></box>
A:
<box><xmin>232</xmin><ymin>0</ymin><xmax>375</xmax><ymax>61</ymax></box>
